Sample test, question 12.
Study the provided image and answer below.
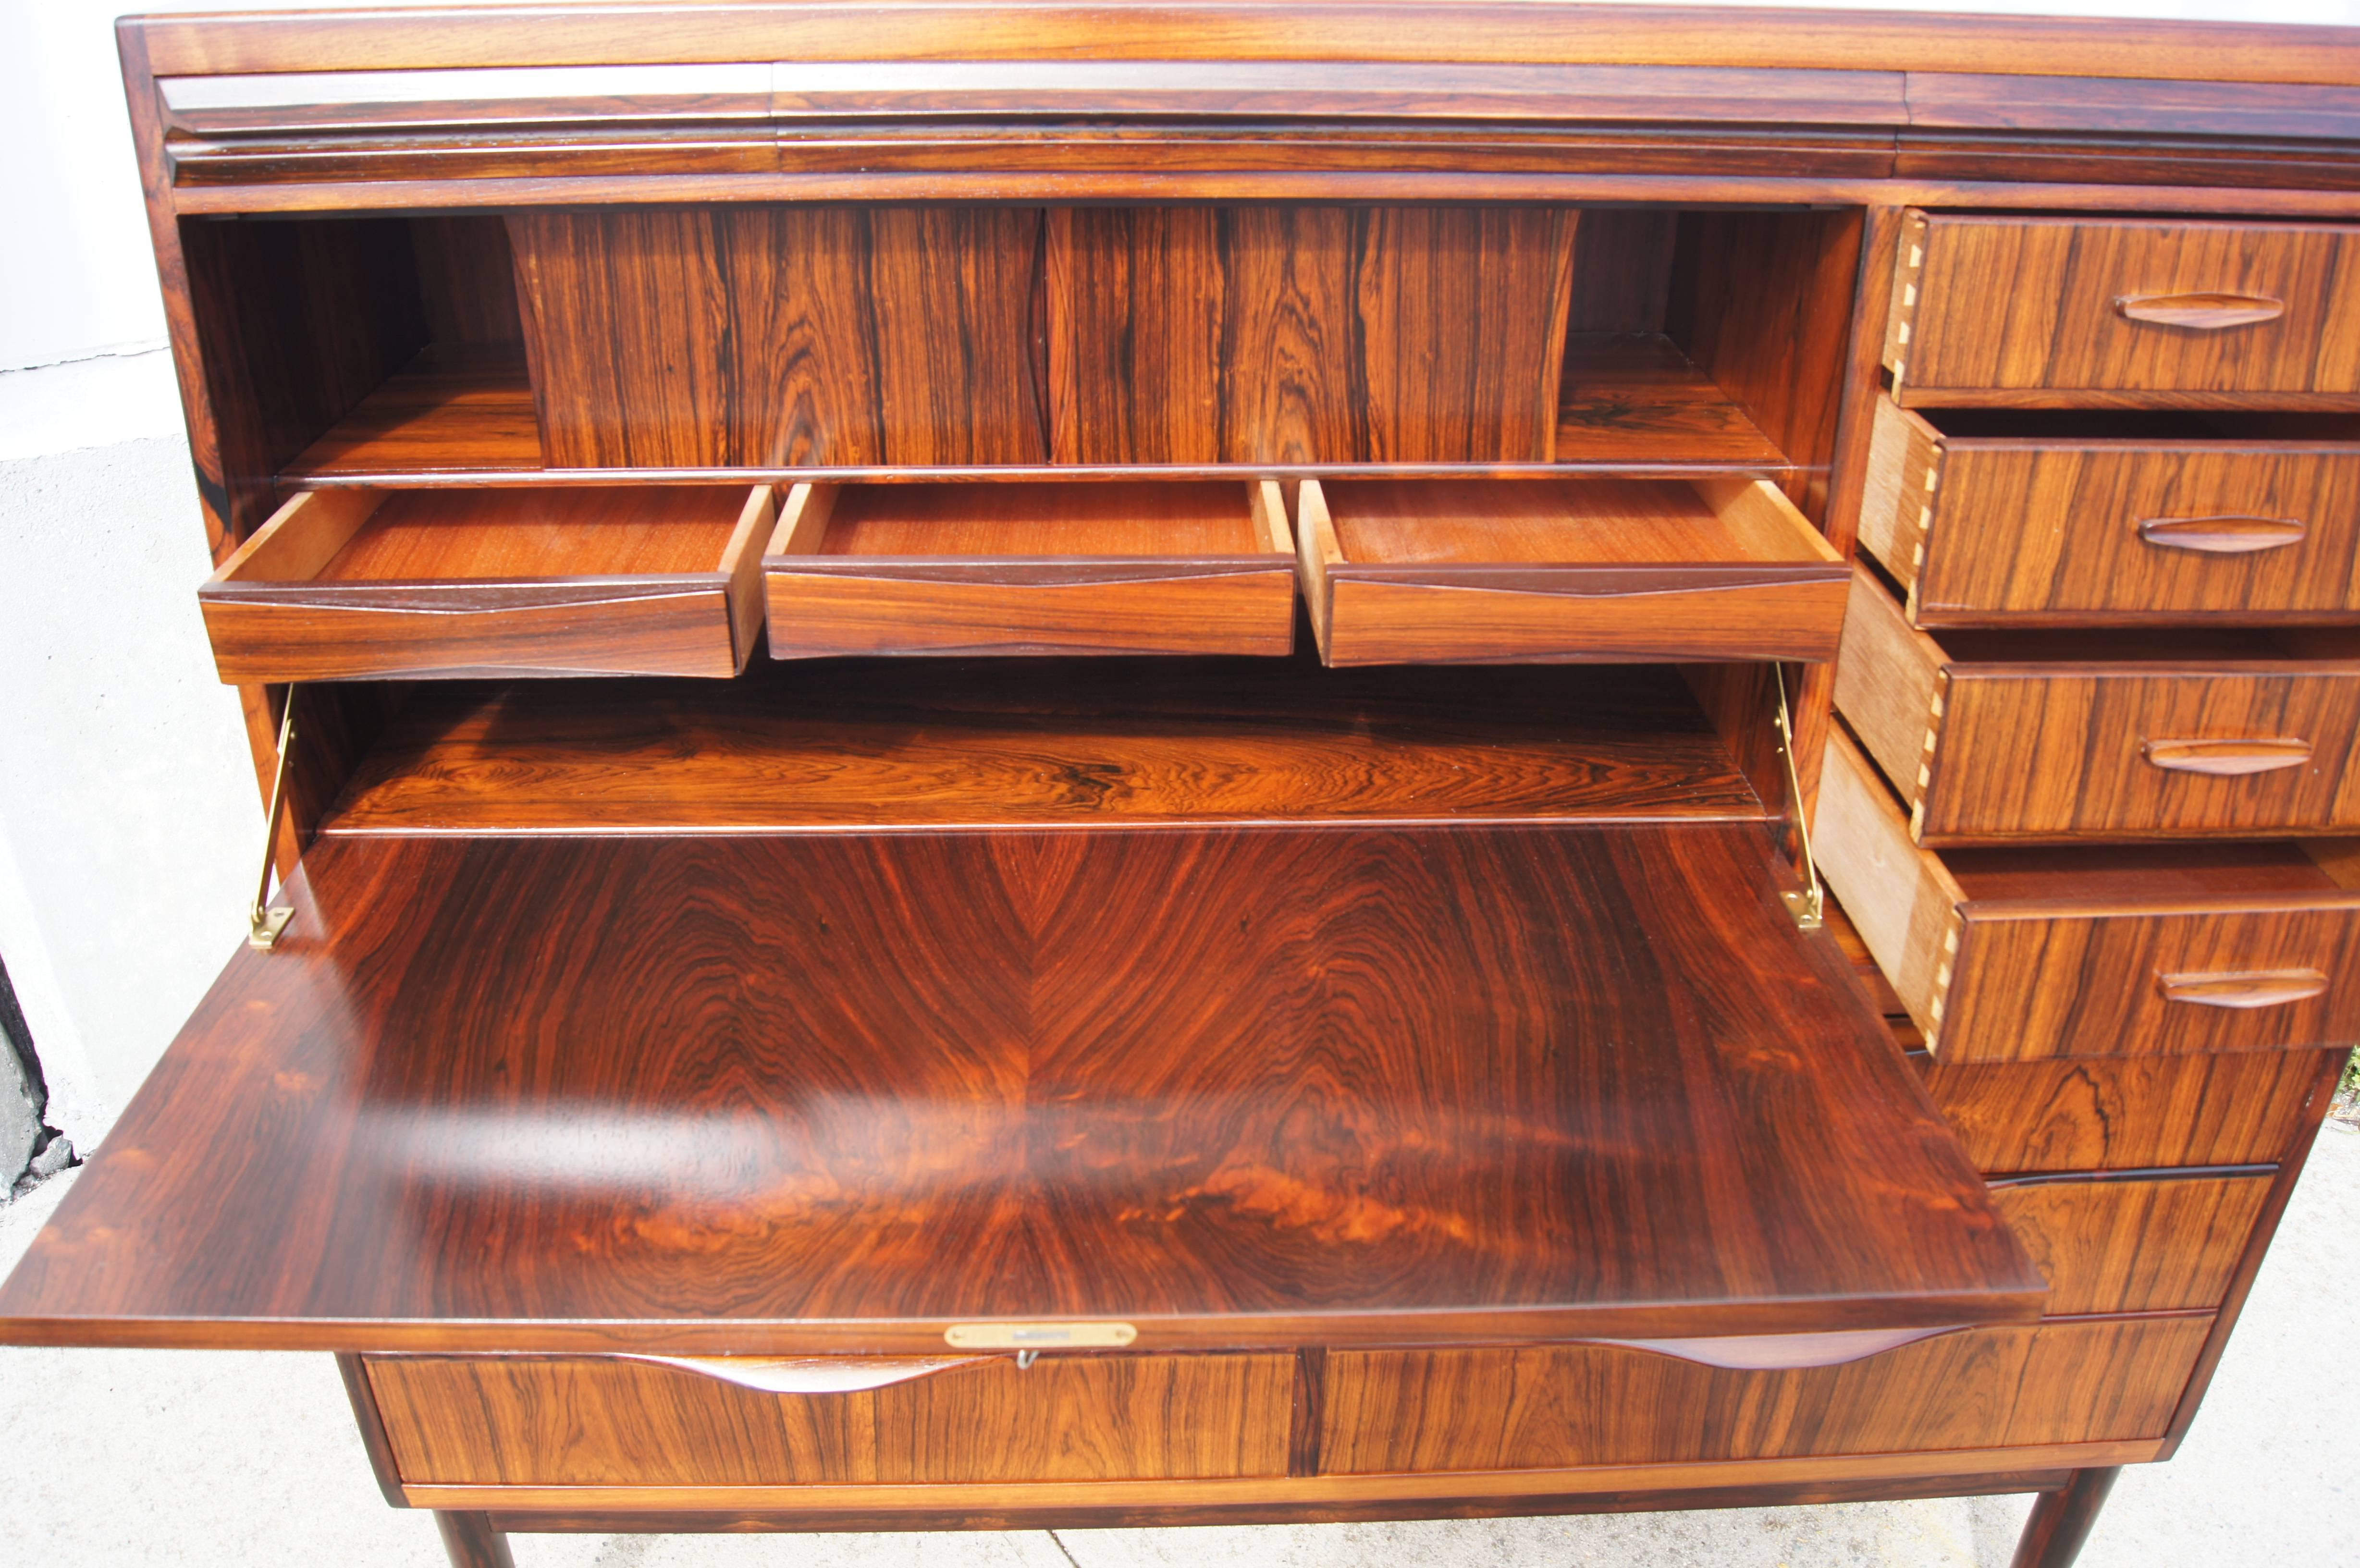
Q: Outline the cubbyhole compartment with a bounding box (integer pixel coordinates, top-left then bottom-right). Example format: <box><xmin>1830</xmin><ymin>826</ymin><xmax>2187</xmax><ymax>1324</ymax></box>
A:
<box><xmin>762</xmin><ymin>480</ymin><xmax>1297</xmax><ymax>658</ymax></box>
<box><xmin>199</xmin><ymin>485</ymin><xmax>773</xmax><ymax>682</ymax></box>
<box><xmin>1293</xmin><ymin>476</ymin><xmax>1846</xmax><ymax>666</ymax></box>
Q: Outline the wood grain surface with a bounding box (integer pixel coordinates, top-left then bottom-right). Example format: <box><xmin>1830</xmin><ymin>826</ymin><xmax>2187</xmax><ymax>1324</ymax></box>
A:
<box><xmin>1918</xmin><ymin>1050</ymin><xmax>2341</xmax><ymax>1175</ymax></box>
<box><xmin>1553</xmin><ymin>334</ymin><xmax>1790</xmax><ymax>468</ymax></box>
<box><xmin>1317</xmin><ymin>1317</ymin><xmax>2211</xmax><ymax>1474</ymax></box>
<box><xmin>1892</xmin><ymin>215</ymin><xmax>2360</xmax><ymax>402</ymax></box>
<box><xmin>1987</xmin><ymin>1174</ymin><xmax>2270</xmax><ymax>1315</ymax></box>
<box><xmin>1928</xmin><ymin>649</ymin><xmax>2360</xmax><ymax>842</ymax></box>
<box><xmin>1047</xmin><ymin>205</ymin><xmax>1574</xmax><ymax>465</ymax></box>
<box><xmin>369</xmin><ymin>1353</ymin><xmax>1294</xmax><ymax>1486</ymax></box>
<box><xmin>0</xmin><ymin>824</ymin><xmax>2040</xmax><ymax>1351</ymax></box>
<box><xmin>284</xmin><ymin>345</ymin><xmax>545</xmax><ymax>479</ymax></box>
<box><xmin>1861</xmin><ymin>398</ymin><xmax>2360</xmax><ymax>624</ymax></box>
<box><xmin>319</xmin><ymin>655</ymin><xmax>1768</xmax><ymax>834</ymax></box>
<box><xmin>510</xmin><ymin>206</ymin><xmax>1045</xmax><ymax>467</ymax></box>
<box><xmin>1303</xmin><ymin>476</ymin><xmax>1846</xmax><ymax>665</ymax></box>
<box><xmin>124</xmin><ymin>5</ymin><xmax>2360</xmax><ymax>85</ymax></box>
<box><xmin>1817</xmin><ymin>727</ymin><xmax>2360</xmax><ymax>1059</ymax></box>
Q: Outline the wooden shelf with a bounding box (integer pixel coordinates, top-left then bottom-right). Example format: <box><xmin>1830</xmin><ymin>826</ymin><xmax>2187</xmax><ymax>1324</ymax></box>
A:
<box><xmin>281</xmin><ymin>338</ymin><xmax>1795</xmax><ymax>486</ymax></box>
<box><xmin>200</xmin><ymin>484</ymin><xmax>772</xmax><ymax>682</ymax></box>
<box><xmin>0</xmin><ymin>823</ymin><xmax>2042</xmax><ymax>1352</ymax></box>
<box><xmin>1297</xmin><ymin>475</ymin><xmax>1847</xmax><ymax>666</ymax></box>
<box><xmin>765</xmin><ymin>480</ymin><xmax>1297</xmax><ymax>658</ymax></box>
<box><xmin>1555</xmin><ymin>335</ymin><xmax>1790</xmax><ymax>469</ymax></box>
<box><xmin>319</xmin><ymin>654</ymin><xmax>1769</xmax><ymax>835</ymax></box>
<box><xmin>283</xmin><ymin>345</ymin><xmax>544</xmax><ymax>479</ymax></box>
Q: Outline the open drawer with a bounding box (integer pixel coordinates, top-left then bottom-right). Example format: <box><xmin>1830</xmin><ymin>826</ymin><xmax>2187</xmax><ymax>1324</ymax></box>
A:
<box><xmin>762</xmin><ymin>480</ymin><xmax>1296</xmax><ymax>658</ymax></box>
<box><xmin>1835</xmin><ymin>564</ymin><xmax>2360</xmax><ymax>842</ymax></box>
<box><xmin>1294</xmin><ymin>477</ymin><xmax>1846</xmax><ymax>666</ymax></box>
<box><xmin>0</xmin><ymin>822</ymin><xmax>2040</xmax><ymax>1354</ymax></box>
<box><xmin>1816</xmin><ymin>723</ymin><xmax>2360</xmax><ymax>1062</ymax></box>
<box><xmin>1858</xmin><ymin>397</ymin><xmax>2360</xmax><ymax>626</ymax></box>
<box><xmin>199</xmin><ymin>485</ymin><xmax>773</xmax><ymax>682</ymax></box>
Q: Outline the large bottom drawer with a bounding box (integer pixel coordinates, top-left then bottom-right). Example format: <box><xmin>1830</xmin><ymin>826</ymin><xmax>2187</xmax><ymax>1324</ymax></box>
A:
<box><xmin>366</xmin><ymin>1352</ymin><xmax>1294</xmax><ymax>1488</ymax></box>
<box><xmin>1318</xmin><ymin>1317</ymin><xmax>2210</xmax><ymax>1474</ymax></box>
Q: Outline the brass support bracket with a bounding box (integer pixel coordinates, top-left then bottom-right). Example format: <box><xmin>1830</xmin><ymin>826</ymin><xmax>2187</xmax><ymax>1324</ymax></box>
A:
<box><xmin>248</xmin><ymin>687</ymin><xmax>298</xmax><ymax>951</ymax></box>
<box><xmin>1772</xmin><ymin>665</ymin><xmax>1825</xmax><ymax>931</ymax></box>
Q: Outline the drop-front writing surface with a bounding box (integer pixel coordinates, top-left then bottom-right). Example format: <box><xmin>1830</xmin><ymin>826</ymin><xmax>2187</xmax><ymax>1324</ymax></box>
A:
<box><xmin>11</xmin><ymin>5</ymin><xmax>2359</xmax><ymax>1563</ymax></box>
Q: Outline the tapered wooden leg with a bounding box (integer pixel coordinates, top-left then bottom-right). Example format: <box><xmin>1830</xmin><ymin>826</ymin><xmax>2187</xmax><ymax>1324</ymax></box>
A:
<box><xmin>435</xmin><ymin>1511</ymin><xmax>515</xmax><ymax>1568</ymax></box>
<box><xmin>2010</xmin><ymin>1467</ymin><xmax>2121</xmax><ymax>1568</ymax></box>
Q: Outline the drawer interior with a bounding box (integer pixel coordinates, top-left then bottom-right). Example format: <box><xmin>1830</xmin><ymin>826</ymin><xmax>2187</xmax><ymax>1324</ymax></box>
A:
<box><xmin>226</xmin><ymin>485</ymin><xmax>763</xmax><ymax>585</ymax></box>
<box><xmin>1905</xmin><ymin>407</ymin><xmax>2360</xmax><ymax>444</ymax></box>
<box><xmin>1930</xmin><ymin>623</ymin><xmax>2360</xmax><ymax>666</ymax></box>
<box><xmin>1940</xmin><ymin>840</ymin><xmax>2353</xmax><ymax>902</ymax></box>
<box><xmin>1311</xmin><ymin>476</ymin><xmax>1832</xmax><ymax>569</ymax></box>
<box><xmin>770</xmin><ymin>479</ymin><xmax>1288</xmax><ymax>561</ymax></box>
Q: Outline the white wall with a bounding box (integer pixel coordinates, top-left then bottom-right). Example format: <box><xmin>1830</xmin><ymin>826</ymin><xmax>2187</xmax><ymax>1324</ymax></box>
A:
<box><xmin>2</xmin><ymin>0</ymin><xmax>2359</xmax><ymax>1159</ymax></box>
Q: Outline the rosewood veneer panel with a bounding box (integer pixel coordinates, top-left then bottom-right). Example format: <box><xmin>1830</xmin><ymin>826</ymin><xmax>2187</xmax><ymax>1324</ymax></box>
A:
<box><xmin>320</xmin><ymin>656</ymin><xmax>1767</xmax><ymax>834</ymax></box>
<box><xmin>1918</xmin><ymin>1050</ymin><xmax>2341</xmax><ymax>1174</ymax></box>
<box><xmin>1319</xmin><ymin>1317</ymin><xmax>2212</xmax><ymax>1474</ymax></box>
<box><xmin>1887</xmin><ymin>213</ymin><xmax>2360</xmax><ymax>404</ymax></box>
<box><xmin>368</xmin><ymin>1353</ymin><xmax>1293</xmax><ymax>1486</ymax></box>
<box><xmin>1988</xmin><ymin>1174</ymin><xmax>2270</xmax><ymax>1315</ymax></box>
<box><xmin>1047</xmin><ymin>205</ymin><xmax>1575</xmax><ymax>464</ymax></box>
<box><xmin>509</xmin><ymin>206</ymin><xmax>1045</xmax><ymax>467</ymax></box>
<box><xmin>0</xmin><ymin>825</ymin><xmax>2040</xmax><ymax>1351</ymax></box>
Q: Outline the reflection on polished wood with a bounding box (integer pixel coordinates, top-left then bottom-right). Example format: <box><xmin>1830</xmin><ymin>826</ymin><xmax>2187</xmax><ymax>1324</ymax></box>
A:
<box><xmin>320</xmin><ymin>655</ymin><xmax>1768</xmax><ymax>834</ymax></box>
<box><xmin>0</xmin><ymin>824</ymin><xmax>2039</xmax><ymax>1352</ymax></box>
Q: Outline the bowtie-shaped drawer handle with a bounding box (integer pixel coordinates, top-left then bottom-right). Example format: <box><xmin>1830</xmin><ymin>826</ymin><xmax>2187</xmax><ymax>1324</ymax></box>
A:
<box><xmin>2138</xmin><ymin>515</ymin><xmax>2307</xmax><ymax>554</ymax></box>
<box><xmin>2114</xmin><ymin>293</ymin><xmax>2287</xmax><ymax>329</ymax></box>
<box><xmin>2157</xmin><ymin>968</ymin><xmax>2329</xmax><ymax>1009</ymax></box>
<box><xmin>2142</xmin><ymin>736</ymin><xmax>2312</xmax><ymax>775</ymax></box>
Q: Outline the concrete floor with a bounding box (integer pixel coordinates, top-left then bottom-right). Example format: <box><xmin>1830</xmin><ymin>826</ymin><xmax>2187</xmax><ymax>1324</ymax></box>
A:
<box><xmin>0</xmin><ymin>1121</ymin><xmax>2350</xmax><ymax>1568</ymax></box>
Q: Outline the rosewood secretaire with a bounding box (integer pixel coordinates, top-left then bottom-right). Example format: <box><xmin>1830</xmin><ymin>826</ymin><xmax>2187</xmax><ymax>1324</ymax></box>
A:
<box><xmin>4</xmin><ymin>5</ymin><xmax>2355</xmax><ymax>1564</ymax></box>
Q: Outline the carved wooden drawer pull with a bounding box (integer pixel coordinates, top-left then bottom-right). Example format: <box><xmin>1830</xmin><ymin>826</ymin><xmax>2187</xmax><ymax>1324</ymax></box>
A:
<box><xmin>2114</xmin><ymin>293</ymin><xmax>2287</xmax><ymax>329</ymax></box>
<box><xmin>2138</xmin><ymin>515</ymin><xmax>2307</xmax><ymax>554</ymax></box>
<box><xmin>2141</xmin><ymin>736</ymin><xmax>2313</xmax><ymax>775</ymax></box>
<box><xmin>2156</xmin><ymin>968</ymin><xmax>2329</xmax><ymax>1009</ymax></box>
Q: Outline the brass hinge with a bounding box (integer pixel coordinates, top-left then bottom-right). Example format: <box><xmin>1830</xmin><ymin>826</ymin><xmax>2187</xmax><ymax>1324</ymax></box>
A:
<box><xmin>1772</xmin><ymin>665</ymin><xmax>1825</xmax><ymax>931</ymax></box>
<box><xmin>247</xmin><ymin>687</ymin><xmax>298</xmax><ymax>951</ymax></box>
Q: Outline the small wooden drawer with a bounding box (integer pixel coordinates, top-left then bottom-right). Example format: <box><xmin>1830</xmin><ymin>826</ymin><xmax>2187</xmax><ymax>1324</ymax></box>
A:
<box><xmin>199</xmin><ymin>485</ymin><xmax>772</xmax><ymax>682</ymax></box>
<box><xmin>1817</xmin><ymin>726</ymin><xmax>2360</xmax><ymax>1062</ymax></box>
<box><xmin>1294</xmin><ymin>476</ymin><xmax>1846</xmax><ymax>666</ymax></box>
<box><xmin>365</xmin><ymin>1351</ymin><xmax>1294</xmax><ymax>1489</ymax></box>
<box><xmin>1885</xmin><ymin>211</ymin><xmax>2360</xmax><ymax>404</ymax></box>
<box><xmin>1860</xmin><ymin>398</ymin><xmax>2360</xmax><ymax>625</ymax></box>
<box><xmin>762</xmin><ymin>479</ymin><xmax>1296</xmax><ymax>658</ymax></box>
<box><xmin>1989</xmin><ymin>1172</ymin><xmax>2271</xmax><ymax>1314</ymax></box>
<box><xmin>1918</xmin><ymin>1049</ymin><xmax>2339</xmax><ymax>1173</ymax></box>
<box><xmin>1318</xmin><ymin>1316</ymin><xmax>2210</xmax><ymax>1474</ymax></box>
<box><xmin>1835</xmin><ymin>565</ymin><xmax>2360</xmax><ymax>842</ymax></box>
